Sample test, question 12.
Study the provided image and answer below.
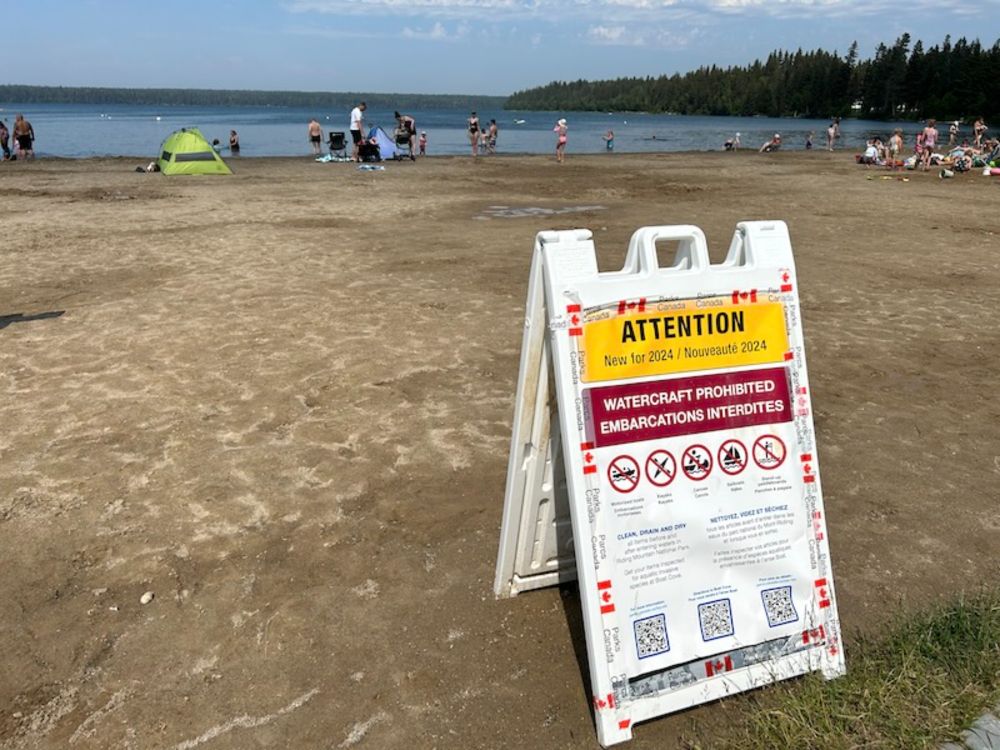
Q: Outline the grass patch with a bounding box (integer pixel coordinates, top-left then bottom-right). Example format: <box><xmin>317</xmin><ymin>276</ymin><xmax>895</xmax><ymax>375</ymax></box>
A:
<box><xmin>685</xmin><ymin>590</ymin><xmax>1000</xmax><ymax>749</ymax></box>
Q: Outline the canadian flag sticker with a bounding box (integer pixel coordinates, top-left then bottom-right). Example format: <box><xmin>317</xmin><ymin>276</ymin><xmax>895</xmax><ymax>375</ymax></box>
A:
<box><xmin>598</xmin><ymin>580</ymin><xmax>615</xmax><ymax>615</ymax></box>
<box><xmin>617</xmin><ymin>298</ymin><xmax>646</xmax><ymax>315</ymax></box>
<box><xmin>705</xmin><ymin>655</ymin><xmax>734</xmax><ymax>677</ymax></box>
<box><xmin>815</xmin><ymin>578</ymin><xmax>831</xmax><ymax>609</ymax></box>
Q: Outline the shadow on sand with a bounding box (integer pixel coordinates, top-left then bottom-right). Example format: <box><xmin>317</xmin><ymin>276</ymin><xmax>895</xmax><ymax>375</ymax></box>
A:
<box><xmin>0</xmin><ymin>311</ymin><xmax>65</xmax><ymax>330</ymax></box>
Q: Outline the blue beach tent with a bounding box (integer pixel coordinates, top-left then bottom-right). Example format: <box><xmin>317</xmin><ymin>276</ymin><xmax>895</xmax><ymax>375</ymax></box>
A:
<box><xmin>368</xmin><ymin>126</ymin><xmax>399</xmax><ymax>161</ymax></box>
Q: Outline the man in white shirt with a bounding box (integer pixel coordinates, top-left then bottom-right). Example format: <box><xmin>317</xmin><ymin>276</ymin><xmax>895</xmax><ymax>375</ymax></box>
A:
<box><xmin>350</xmin><ymin>102</ymin><xmax>366</xmax><ymax>162</ymax></box>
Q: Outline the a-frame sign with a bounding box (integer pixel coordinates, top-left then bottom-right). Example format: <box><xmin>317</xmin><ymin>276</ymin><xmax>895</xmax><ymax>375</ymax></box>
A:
<box><xmin>495</xmin><ymin>223</ymin><xmax>844</xmax><ymax>746</ymax></box>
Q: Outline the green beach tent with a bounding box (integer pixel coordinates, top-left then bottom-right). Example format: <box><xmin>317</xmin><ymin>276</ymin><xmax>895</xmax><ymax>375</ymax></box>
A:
<box><xmin>157</xmin><ymin>128</ymin><xmax>232</xmax><ymax>175</ymax></box>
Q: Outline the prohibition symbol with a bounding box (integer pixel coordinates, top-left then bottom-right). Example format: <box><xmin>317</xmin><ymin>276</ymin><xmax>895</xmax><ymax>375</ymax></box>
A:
<box><xmin>752</xmin><ymin>435</ymin><xmax>787</xmax><ymax>470</ymax></box>
<box><xmin>681</xmin><ymin>444</ymin><xmax>712</xmax><ymax>481</ymax></box>
<box><xmin>607</xmin><ymin>455</ymin><xmax>641</xmax><ymax>493</ymax></box>
<box><xmin>718</xmin><ymin>439</ymin><xmax>748</xmax><ymax>476</ymax></box>
<box><xmin>645</xmin><ymin>450</ymin><xmax>677</xmax><ymax>488</ymax></box>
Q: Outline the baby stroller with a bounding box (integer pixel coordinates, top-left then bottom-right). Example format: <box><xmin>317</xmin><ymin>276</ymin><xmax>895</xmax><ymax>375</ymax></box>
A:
<box><xmin>358</xmin><ymin>138</ymin><xmax>381</xmax><ymax>163</ymax></box>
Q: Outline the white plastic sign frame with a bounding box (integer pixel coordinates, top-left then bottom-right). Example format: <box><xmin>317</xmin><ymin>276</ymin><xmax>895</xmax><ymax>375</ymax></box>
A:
<box><xmin>495</xmin><ymin>222</ymin><xmax>844</xmax><ymax>746</ymax></box>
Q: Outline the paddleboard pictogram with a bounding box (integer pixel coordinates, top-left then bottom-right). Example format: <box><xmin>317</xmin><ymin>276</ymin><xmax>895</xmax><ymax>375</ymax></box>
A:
<box><xmin>607</xmin><ymin>455</ymin><xmax>640</xmax><ymax>493</ymax></box>
<box><xmin>752</xmin><ymin>435</ymin><xmax>786</xmax><ymax>470</ymax></box>
<box><xmin>645</xmin><ymin>450</ymin><xmax>676</xmax><ymax>488</ymax></box>
<box><xmin>681</xmin><ymin>444</ymin><xmax>712</xmax><ymax>481</ymax></box>
<box><xmin>718</xmin><ymin>439</ymin><xmax>748</xmax><ymax>476</ymax></box>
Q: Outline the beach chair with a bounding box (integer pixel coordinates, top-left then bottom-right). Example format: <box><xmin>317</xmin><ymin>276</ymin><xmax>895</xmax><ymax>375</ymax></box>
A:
<box><xmin>393</xmin><ymin>129</ymin><xmax>413</xmax><ymax>160</ymax></box>
<box><xmin>328</xmin><ymin>131</ymin><xmax>347</xmax><ymax>158</ymax></box>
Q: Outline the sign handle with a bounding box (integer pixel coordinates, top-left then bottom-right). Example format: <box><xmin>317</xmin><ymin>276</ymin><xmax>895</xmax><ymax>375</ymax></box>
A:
<box><xmin>629</xmin><ymin>225</ymin><xmax>711</xmax><ymax>274</ymax></box>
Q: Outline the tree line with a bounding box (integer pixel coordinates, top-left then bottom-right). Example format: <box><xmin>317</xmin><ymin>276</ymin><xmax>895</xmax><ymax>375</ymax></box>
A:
<box><xmin>0</xmin><ymin>85</ymin><xmax>505</xmax><ymax>112</ymax></box>
<box><xmin>505</xmin><ymin>35</ymin><xmax>1000</xmax><ymax>121</ymax></box>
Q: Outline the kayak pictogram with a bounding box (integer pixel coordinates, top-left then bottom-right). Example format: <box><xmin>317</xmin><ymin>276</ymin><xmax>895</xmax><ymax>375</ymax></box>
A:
<box><xmin>645</xmin><ymin>450</ymin><xmax>677</xmax><ymax>488</ymax></box>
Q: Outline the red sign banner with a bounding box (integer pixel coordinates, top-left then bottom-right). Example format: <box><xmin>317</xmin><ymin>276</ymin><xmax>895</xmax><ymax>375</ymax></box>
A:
<box><xmin>585</xmin><ymin>366</ymin><xmax>792</xmax><ymax>448</ymax></box>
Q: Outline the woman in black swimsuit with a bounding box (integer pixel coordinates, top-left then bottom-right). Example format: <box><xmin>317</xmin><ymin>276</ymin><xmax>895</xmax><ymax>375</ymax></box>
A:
<box><xmin>468</xmin><ymin>111</ymin><xmax>479</xmax><ymax>158</ymax></box>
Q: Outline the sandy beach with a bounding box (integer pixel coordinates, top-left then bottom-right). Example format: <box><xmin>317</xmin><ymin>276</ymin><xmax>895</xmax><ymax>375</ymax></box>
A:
<box><xmin>1</xmin><ymin>151</ymin><xmax>998</xmax><ymax>749</ymax></box>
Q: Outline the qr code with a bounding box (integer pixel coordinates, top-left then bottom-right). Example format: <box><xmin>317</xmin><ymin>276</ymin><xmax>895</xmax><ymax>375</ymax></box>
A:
<box><xmin>698</xmin><ymin>598</ymin><xmax>734</xmax><ymax>641</ymax></box>
<box><xmin>761</xmin><ymin>586</ymin><xmax>798</xmax><ymax>627</ymax></box>
<box><xmin>633</xmin><ymin>613</ymin><xmax>670</xmax><ymax>659</ymax></box>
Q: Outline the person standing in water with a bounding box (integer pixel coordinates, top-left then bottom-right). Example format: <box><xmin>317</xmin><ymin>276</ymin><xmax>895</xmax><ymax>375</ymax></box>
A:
<box><xmin>229</xmin><ymin>130</ymin><xmax>240</xmax><ymax>154</ymax></box>
<box><xmin>13</xmin><ymin>114</ymin><xmax>34</xmax><ymax>160</ymax></box>
<box><xmin>603</xmin><ymin>129</ymin><xmax>614</xmax><ymax>151</ymax></box>
<box><xmin>308</xmin><ymin>118</ymin><xmax>323</xmax><ymax>156</ymax></box>
<box><xmin>467</xmin><ymin>112</ymin><xmax>480</xmax><ymax>158</ymax></box>
<box><xmin>488</xmin><ymin>119</ymin><xmax>498</xmax><ymax>154</ymax></box>
<box><xmin>554</xmin><ymin>118</ymin><xmax>568</xmax><ymax>163</ymax></box>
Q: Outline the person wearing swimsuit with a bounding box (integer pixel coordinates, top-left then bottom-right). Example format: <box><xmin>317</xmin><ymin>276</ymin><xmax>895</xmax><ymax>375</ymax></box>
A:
<box><xmin>921</xmin><ymin>119</ymin><xmax>938</xmax><ymax>171</ymax></box>
<box><xmin>13</xmin><ymin>114</ymin><xmax>34</xmax><ymax>160</ymax></box>
<box><xmin>554</xmin><ymin>118</ymin><xmax>567</xmax><ymax>163</ymax></box>
<box><xmin>973</xmin><ymin>117</ymin><xmax>987</xmax><ymax>148</ymax></box>
<box><xmin>308</xmin><ymin>118</ymin><xmax>323</xmax><ymax>156</ymax></box>
<box><xmin>468</xmin><ymin>112</ymin><xmax>479</xmax><ymax>158</ymax></box>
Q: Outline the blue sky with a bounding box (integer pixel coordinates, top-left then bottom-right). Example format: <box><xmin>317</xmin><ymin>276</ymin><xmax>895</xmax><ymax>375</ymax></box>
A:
<box><xmin>12</xmin><ymin>0</ymin><xmax>999</xmax><ymax>95</ymax></box>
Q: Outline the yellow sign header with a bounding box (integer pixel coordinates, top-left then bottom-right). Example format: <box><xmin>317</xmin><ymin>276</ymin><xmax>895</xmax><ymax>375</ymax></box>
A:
<box><xmin>581</xmin><ymin>299</ymin><xmax>789</xmax><ymax>382</ymax></box>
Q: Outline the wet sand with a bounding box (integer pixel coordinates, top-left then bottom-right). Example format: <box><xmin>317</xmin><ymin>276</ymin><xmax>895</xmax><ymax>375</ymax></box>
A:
<box><xmin>1</xmin><ymin>152</ymin><xmax>998</xmax><ymax>749</ymax></box>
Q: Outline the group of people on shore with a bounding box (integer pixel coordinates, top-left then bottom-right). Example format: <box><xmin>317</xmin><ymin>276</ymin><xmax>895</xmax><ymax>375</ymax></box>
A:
<box><xmin>312</xmin><ymin>103</ymin><xmax>428</xmax><ymax>162</ymax></box>
<box><xmin>466</xmin><ymin>112</ymin><xmax>499</xmax><ymax>156</ymax></box>
<box><xmin>858</xmin><ymin>117</ymin><xmax>995</xmax><ymax>172</ymax></box>
<box><xmin>0</xmin><ymin>114</ymin><xmax>36</xmax><ymax>160</ymax></box>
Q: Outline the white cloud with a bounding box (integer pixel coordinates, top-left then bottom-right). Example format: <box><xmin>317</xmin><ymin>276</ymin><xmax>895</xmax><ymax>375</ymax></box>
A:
<box><xmin>586</xmin><ymin>23</ymin><xmax>697</xmax><ymax>47</ymax></box>
<box><xmin>283</xmin><ymin>0</ymin><xmax>998</xmax><ymax>23</ymax></box>
<box><xmin>587</xmin><ymin>25</ymin><xmax>628</xmax><ymax>43</ymax></box>
<box><xmin>286</xmin><ymin>21</ymin><xmax>465</xmax><ymax>41</ymax></box>
<box><xmin>401</xmin><ymin>21</ymin><xmax>468</xmax><ymax>39</ymax></box>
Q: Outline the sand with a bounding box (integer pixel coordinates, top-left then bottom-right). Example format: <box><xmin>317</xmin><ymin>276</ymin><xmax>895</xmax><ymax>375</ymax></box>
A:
<box><xmin>1</xmin><ymin>151</ymin><xmax>998</xmax><ymax>749</ymax></box>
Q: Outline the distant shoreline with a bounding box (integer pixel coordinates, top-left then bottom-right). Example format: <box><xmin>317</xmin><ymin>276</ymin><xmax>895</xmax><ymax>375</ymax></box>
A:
<box><xmin>0</xmin><ymin>85</ymin><xmax>506</xmax><ymax>111</ymax></box>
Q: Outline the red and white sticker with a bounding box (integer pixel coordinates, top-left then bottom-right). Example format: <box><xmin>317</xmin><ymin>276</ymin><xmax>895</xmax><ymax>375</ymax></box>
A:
<box><xmin>704</xmin><ymin>654</ymin><xmax>733</xmax><ymax>677</ymax></box>
<box><xmin>598</xmin><ymin>579</ymin><xmax>616</xmax><ymax>615</ymax></box>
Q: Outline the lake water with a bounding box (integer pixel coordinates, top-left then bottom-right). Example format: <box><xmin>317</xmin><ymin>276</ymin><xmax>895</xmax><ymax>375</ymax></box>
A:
<box><xmin>0</xmin><ymin>102</ymin><xmax>920</xmax><ymax>158</ymax></box>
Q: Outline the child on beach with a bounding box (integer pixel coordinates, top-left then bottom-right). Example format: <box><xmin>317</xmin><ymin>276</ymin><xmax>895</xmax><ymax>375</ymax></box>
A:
<box><xmin>554</xmin><ymin>118</ymin><xmax>567</xmax><ymax>163</ymax></box>
<box><xmin>419</xmin><ymin>131</ymin><xmax>427</xmax><ymax>156</ymax></box>
<box><xmin>759</xmin><ymin>133</ymin><xmax>781</xmax><ymax>153</ymax></box>
<box><xmin>889</xmin><ymin>129</ymin><xmax>903</xmax><ymax>166</ymax></box>
<box><xmin>920</xmin><ymin>119</ymin><xmax>938</xmax><ymax>171</ymax></box>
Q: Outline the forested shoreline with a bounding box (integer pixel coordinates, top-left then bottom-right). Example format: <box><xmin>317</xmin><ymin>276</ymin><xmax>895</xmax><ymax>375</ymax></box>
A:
<box><xmin>3</xmin><ymin>35</ymin><xmax>997</xmax><ymax>122</ymax></box>
<box><xmin>0</xmin><ymin>85</ymin><xmax>505</xmax><ymax>111</ymax></box>
<box><xmin>506</xmin><ymin>35</ymin><xmax>1000</xmax><ymax>121</ymax></box>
